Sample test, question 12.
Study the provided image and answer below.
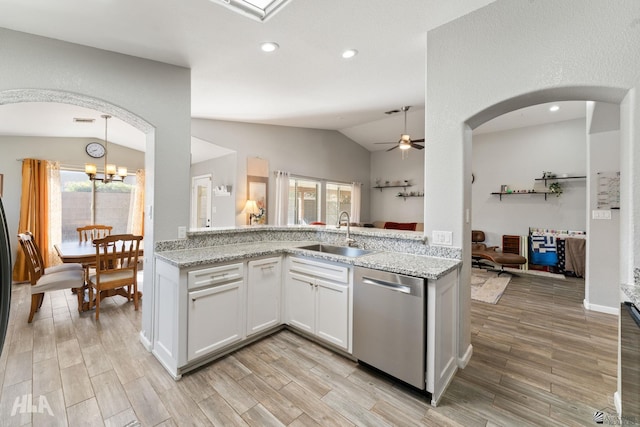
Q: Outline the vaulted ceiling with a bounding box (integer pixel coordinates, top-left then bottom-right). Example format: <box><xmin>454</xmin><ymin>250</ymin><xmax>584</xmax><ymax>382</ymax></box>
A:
<box><xmin>0</xmin><ymin>1</ymin><xmax>585</xmax><ymax>155</ymax></box>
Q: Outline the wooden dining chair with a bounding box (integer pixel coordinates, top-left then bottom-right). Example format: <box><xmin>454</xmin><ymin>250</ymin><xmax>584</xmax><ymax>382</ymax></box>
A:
<box><xmin>77</xmin><ymin>224</ymin><xmax>113</xmax><ymax>243</ymax></box>
<box><xmin>17</xmin><ymin>233</ymin><xmax>85</xmax><ymax>322</ymax></box>
<box><xmin>24</xmin><ymin>231</ymin><xmax>84</xmax><ymax>274</ymax></box>
<box><xmin>87</xmin><ymin>234</ymin><xmax>142</xmax><ymax>320</ymax></box>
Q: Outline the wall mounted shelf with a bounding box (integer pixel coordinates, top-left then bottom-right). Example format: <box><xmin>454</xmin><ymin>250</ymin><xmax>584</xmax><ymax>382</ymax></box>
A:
<box><xmin>373</xmin><ymin>184</ymin><xmax>412</xmax><ymax>192</ymax></box>
<box><xmin>396</xmin><ymin>194</ymin><xmax>424</xmax><ymax>201</ymax></box>
<box><xmin>491</xmin><ymin>191</ymin><xmax>554</xmax><ymax>201</ymax></box>
<box><xmin>534</xmin><ymin>176</ymin><xmax>586</xmax><ymax>186</ymax></box>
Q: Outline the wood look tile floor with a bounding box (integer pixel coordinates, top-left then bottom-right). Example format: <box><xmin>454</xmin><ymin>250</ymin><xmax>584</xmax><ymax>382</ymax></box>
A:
<box><xmin>0</xmin><ymin>272</ymin><xmax>618</xmax><ymax>426</ymax></box>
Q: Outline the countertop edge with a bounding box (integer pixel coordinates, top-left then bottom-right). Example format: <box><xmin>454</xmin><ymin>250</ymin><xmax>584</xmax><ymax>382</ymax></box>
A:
<box><xmin>155</xmin><ymin>242</ymin><xmax>461</xmax><ymax>280</ymax></box>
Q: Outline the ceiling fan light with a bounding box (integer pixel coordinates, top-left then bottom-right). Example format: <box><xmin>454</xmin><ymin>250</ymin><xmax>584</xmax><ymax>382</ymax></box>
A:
<box><xmin>399</xmin><ymin>142</ymin><xmax>411</xmax><ymax>150</ymax></box>
<box><xmin>400</xmin><ymin>134</ymin><xmax>411</xmax><ymax>142</ymax></box>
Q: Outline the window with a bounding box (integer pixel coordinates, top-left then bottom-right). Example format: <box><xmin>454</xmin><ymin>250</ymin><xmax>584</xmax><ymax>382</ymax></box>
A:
<box><xmin>288</xmin><ymin>178</ymin><xmax>321</xmax><ymax>225</ymax></box>
<box><xmin>326</xmin><ymin>183</ymin><xmax>352</xmax><ymax>226</ymax></box>
<box><xmin>60</xmin><ymin>170</ymin><xmax>137</xmax><ymax>241</ymax></box>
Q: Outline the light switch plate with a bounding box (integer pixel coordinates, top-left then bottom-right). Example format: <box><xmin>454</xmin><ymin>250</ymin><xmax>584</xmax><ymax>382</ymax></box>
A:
<box><xmin>592</xmin><ymin>210</ymin><xmax>612</xmax><ymax>220</ymax></box>
<box><xmin>178</xmin><ymin>226</ymin><xmax>187</xmax><ymax>238</ymax></box>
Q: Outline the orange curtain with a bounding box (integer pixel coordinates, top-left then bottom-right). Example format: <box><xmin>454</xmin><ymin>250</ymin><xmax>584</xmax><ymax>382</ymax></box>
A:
<box><xmin>12</xmin><ymin>159</ymin><xmax>50</xmax><ymax>282</ymax></box>
<box><xmin>130</xmin><ymin>169</ymin><xmax>145</xmax><ymax>236</ymax></box>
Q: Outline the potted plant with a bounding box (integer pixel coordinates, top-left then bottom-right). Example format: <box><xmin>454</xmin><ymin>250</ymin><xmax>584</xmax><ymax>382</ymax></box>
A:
<box><xmin>548</xmin><ymin>181</ymin><xmax>563</xmax><ymax>196</ymax></box>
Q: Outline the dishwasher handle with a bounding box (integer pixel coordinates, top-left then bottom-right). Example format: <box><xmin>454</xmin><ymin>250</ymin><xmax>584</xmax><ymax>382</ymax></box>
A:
<box><xmin>362</xmin><ymin>276</ymin><xmax>414</xmax><ymax>295</ymax></box>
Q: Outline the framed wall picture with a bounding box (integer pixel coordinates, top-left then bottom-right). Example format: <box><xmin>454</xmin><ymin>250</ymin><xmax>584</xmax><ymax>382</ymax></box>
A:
<box><xmin>247</xmin><ymin>175</ymin><xmax>268</xmax><ymax>225</ymax></box>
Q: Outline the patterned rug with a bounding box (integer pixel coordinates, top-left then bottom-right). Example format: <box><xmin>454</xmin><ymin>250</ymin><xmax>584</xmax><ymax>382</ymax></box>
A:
<box><xmin>471</xmin><ymin>269</ymin><xmax>511</xmax><ymax>304</ymax></box>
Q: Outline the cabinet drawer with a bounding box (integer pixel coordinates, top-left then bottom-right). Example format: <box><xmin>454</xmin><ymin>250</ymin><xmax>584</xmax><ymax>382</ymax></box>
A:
<box><xmin>188</xmin><ymin>263</ymin><xmax>243</xmax><ymax>290</ymax></box>
<box><xmin>288</xmin><ymin>256</ymin><xmax>349</xmax><ymax>283</ymax></box>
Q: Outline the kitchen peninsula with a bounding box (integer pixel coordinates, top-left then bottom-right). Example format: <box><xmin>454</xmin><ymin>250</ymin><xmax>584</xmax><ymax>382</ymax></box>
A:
<box><xmin>153</xmin><ymin>225</ymin><xmax>461</xmax><ymax>405</ymax></box>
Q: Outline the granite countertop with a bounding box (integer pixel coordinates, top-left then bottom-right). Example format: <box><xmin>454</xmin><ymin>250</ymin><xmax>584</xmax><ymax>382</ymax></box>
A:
<box><xmin>155</xmin><ymin>240</ymin><xmax>460</xmax><ymax>280</ymax></box>
<box><xmin>622</xmin><ymin>284</ymin><xmax>640</xmax><ymax>306</ymax></box>
<box><xmin>187</xmin><ymin>224</ymin><xmax>428</xmax><ymax>242</ymax></box>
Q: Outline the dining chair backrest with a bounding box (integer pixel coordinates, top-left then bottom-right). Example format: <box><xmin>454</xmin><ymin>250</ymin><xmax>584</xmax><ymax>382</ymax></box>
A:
<box><xmin>93</xmin><ymin>234</ymin><xmax>142</xmax><ymax>278</ymax></box>
<box><xmin>17</xmin><ymin>233</ymin><xmax>44</xmax><ymax>285</ymax></box>
<box><xmin>24</xmin><ymin>231</ymin><xmax>47</xmax><ymax>271</ymax></box>
<box><xmin>77</xmin><ymin>225</ymin><xmax>113</xmax><ymax>243</ymax></box>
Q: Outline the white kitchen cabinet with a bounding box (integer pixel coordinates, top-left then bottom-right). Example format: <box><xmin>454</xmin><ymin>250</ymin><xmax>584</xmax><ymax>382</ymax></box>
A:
<box><xmin>286</xmin><ymin>272</ymin><xmax>315</xmax><ymax>334</ymax></box>
<box><xmin>315</xmin><ymin>278</ymin><xmax>349</xmax><ymax>349</ymax></box>
<box><xmin>286</xmin><ymin>256</ymin><xmax>351</xmax><ymax>351</ymax></box>
<box><xmin>246</xmin><ymin>257</ymin><xmax>282</xmax><ymax>336</ymax></box>
<box><xmin>187</xmin><ymin>263</ymin><xmax>244</xmax><ymax>361</ymax></box>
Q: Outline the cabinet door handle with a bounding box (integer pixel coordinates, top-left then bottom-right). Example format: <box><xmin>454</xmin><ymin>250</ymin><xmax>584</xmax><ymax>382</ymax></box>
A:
<box><xmin>261</xmin><ymin>265</ymin><xmax>275</xmax><ymax>271</ymax></box>
<box><xmin>211</xmin><ymin>273</ymin><xmax>228</xmax><ymax>280</ymax></box>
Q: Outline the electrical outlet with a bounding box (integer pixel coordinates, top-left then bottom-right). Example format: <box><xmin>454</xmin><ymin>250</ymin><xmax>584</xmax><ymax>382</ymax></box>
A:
<box><xmin>178</xmin><ymin>226</ymin><xmax>187</xmax><ymax>238</ymax></box>
<box><xmin>432</xmin><ymin>230</ymin><xmax>453</xmax><ymax>245</ymax></box>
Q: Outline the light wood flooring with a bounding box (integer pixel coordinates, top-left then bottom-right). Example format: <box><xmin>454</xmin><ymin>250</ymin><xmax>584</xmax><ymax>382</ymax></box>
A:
<box><xmin>0</xmin><ymin>272</ymin><xmax>617</xmax><ymax>426</ymax></box>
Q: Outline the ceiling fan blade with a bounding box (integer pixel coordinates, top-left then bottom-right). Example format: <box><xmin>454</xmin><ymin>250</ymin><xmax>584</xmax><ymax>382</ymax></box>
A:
<box><xmin>386</xmin><ymin>145</ymin><xmax>398</xmax><ymax>151</ymax></box>
<box><xmin>410</xmin><ymin>143</ymin><xmax>424</xmax><ymax>150</ymax></box>
<box><xmin>411</xmin><ymin>138</ymin><xmax>425</xmax><ymax>143</ymax></box>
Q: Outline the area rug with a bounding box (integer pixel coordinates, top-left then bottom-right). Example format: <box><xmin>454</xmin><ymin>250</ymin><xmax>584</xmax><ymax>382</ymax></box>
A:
<box><xmin>471</xmin><ymin>269</ymin><xmax>511</xmax><ymax>304</ymax></box>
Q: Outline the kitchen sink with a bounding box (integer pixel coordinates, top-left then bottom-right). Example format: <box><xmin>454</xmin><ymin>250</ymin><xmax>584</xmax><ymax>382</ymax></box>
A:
<box><xmin>297</xmin><ymin>244</ymin><xmax>370</xmax><ymax>258</ymax></box>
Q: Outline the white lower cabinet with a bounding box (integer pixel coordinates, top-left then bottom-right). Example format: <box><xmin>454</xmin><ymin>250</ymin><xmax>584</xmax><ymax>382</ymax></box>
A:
<box><xmin>187</xmin><ymin>279</ymin><xmax>244</xmax><ymax>361</ymax></box>
<box><xmin>315</xmin><ymin>278</ymin><xmax>349</xmax><ymax>349</ymax></box>
<box><xmin>286</xmin><ymin>257</ymin><xmax>351</xmax><ymax>351</ymax></box>
<box><xmin>246</xmin><ymin>257</ymin><xmax>282</xmax><ymax>336</ymax></box>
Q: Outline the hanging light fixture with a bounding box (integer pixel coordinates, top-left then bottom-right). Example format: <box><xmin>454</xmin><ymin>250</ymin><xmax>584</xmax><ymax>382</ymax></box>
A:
<box><xmin>85</xmin><ymin>115</ymin><xmax>127</xmax><ymax>183</ymax></box>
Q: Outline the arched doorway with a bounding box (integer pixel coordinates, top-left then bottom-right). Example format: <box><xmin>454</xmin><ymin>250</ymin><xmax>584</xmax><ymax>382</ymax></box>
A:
<box><xmin>455</xmin><ymin>88</ymin><xmax>626</xmax><ymax>421</ymax></box>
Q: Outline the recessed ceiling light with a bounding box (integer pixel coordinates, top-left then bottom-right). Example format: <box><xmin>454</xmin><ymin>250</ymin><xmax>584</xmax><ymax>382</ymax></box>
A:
<box><xmin>260</xmin><ymin>42</ymin><xmax>279</xmax><ymax>52</ymax></box>
<box><xmin>342</xmin><ymin>49</ymin><xmax>358</xmax><ymax>59</ymax></box>
<box><xmin>549</xmin><ymin>105</ymin><xmax>560</xmax><ymax>112</ymax></box>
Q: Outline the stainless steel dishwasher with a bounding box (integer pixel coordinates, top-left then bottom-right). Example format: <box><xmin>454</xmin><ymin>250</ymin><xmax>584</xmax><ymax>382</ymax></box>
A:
<box><xmin>353</xmin><ymin>266</ymin><xmax>427</xmax><ymax>390</ymax></box>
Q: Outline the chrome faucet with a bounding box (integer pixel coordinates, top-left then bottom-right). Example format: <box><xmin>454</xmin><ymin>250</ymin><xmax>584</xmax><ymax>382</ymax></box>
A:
<box><xmin>337</xmin><ymin>211</ymin><xmax>356</xmax><ymax>246</ymax></box>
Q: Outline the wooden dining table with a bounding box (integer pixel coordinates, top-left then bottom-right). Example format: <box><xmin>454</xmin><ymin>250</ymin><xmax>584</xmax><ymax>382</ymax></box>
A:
<box><xmin>54</xmin><ymin>240</ymin><xmax>144</xmax><ymax>312</ymax></box>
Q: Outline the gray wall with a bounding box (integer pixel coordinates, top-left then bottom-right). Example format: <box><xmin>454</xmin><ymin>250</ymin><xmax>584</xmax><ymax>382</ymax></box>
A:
<box><xmin>426</xmin><ymin>0</ymin><xmax>640</xmax><ymax>369</ymax></box>
<box><xmin>472</xmin><ymin>118</ymin><xmax>587</xmax><ymax>248</ymax></box>
<box><xmin>1</xmin><ymin>27</ymin><xmax>191</xmax><ymax>348</ymax></box>
<box><xmin>370</xmin><ymin>149</ymin><xmax>424</xmax><ymax>223</ymax></box>
<box><xmin>586</xmin><ymin>102</ymin><xmax>621</xmax><ymax>312</ymax></box>
<box><xmin>191</xmin><ymin>152</ymin><xmax>238</xmax><ymax>227</ymax></box>
<box><xmin>191</xmin><ymin>118</ymin><xmax>372</xmax><ymax>225</ymax></box>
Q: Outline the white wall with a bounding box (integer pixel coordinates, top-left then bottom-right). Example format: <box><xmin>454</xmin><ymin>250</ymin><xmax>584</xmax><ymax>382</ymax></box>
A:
<box><xmin>426</xmin><ymin>0</ymin><xmax>640</xmax><ymax>367</ymax></box>
<box><xmin>370</xmin><ymin>149</ymin><xmax>424</xmax><ymax>223</ymax></box>
<box><xmin>191</xmin><ymin>118</ymin><xmax>372</xmax><ymax>225</ymax></box>
<box><xmin>472</xmin><ymin>118</ymin><xmax>587</xmax><ymax>248</ymax></box>
<box><xmin>0</xmin><ymin>27</ymin><xmax>191</xmax><ymax>348</ymax></box>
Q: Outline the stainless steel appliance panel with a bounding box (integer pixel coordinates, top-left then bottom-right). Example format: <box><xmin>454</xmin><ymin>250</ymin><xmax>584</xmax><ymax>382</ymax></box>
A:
<box><xmin>353</xmin><ymin>267</ymin><xmax>426</xmax><ymax>389</ymax></box>
<box><xmin>621</xmin><ymin>301</ymin><xmax>640</xmax><ymax>424</ymax></box>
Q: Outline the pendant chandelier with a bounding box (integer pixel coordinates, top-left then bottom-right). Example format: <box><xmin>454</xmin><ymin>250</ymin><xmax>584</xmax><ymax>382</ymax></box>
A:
<box><xmin>85</xmin><ymin>114</ymin><xmax>127</xmax><ymax>183</ymax></box>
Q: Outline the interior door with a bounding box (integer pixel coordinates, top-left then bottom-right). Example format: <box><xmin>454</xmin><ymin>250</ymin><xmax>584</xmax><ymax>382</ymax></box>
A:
<box><xmin>191</xmin><ymin>174</ymin><xmax>212</xmax><ymax>228</ymax></box>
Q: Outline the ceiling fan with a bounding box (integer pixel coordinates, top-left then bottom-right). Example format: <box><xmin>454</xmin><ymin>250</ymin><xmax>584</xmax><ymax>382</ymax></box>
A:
<box><xmin>375</xmin><ymin>106</ymin><xmax>425</xmax><ymax>152</ymax></box>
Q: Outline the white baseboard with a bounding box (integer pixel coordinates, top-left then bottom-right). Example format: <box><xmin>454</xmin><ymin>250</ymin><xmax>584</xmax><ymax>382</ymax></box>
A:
<box><xmin>583</xmin><ymin>299</ymin><xmax>619</xmax><ymax>315</ymax></box>
<box><xmin>139</xmin><ymin>330</ymin><xmax>153</xmax><ymax>352</ymax></box>
<box><xmin>458</xmin><ymin>344</ymin><xmax>473</xmax><ymax>368</ymax></box>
